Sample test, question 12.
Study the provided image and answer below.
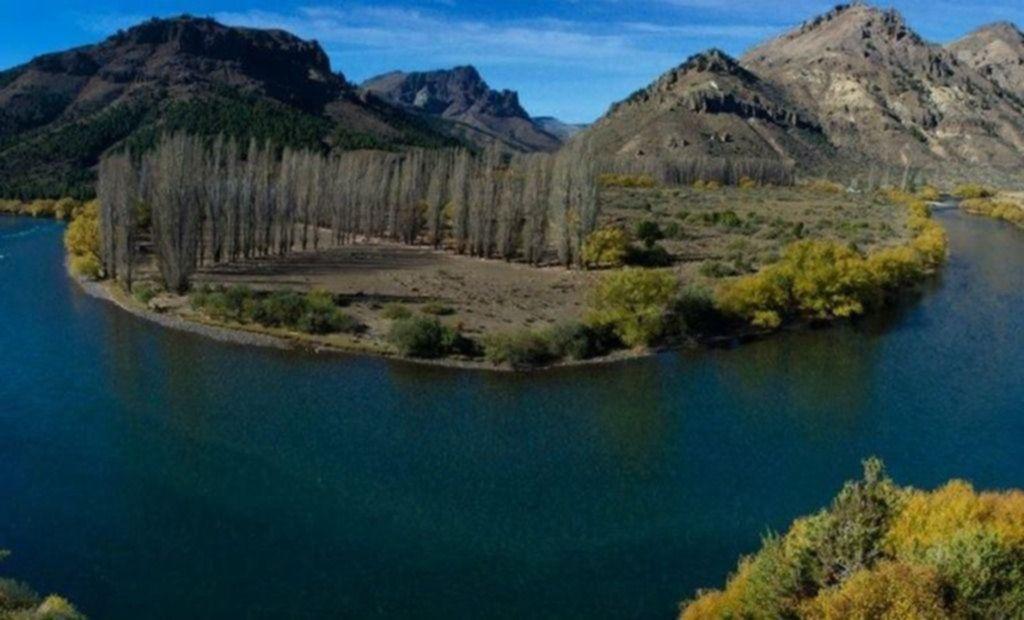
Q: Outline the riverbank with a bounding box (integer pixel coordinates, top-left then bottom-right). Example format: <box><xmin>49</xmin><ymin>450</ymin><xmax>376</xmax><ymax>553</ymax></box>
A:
<box><xmin>64</xmin><ymin>186</ymin><xmax>945</xmax><ymax>372</ymax></box>
<box><xmin>71</xmin><ymin>274</ymin><xmax>682</xmax><ymax>372</ymax></box>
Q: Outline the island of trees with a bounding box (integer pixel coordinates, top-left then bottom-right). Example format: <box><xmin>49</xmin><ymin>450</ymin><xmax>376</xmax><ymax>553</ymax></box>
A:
<box><xmin>0</xmin><ymin>131</ymin><xmax>954</xmax><ymax>369</ymax></box>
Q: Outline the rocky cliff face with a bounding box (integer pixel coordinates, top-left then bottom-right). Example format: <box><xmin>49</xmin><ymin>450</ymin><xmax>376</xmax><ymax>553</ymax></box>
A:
<box><xmin>580</xmin><ymin>49</ymin><xmax>834</xmax><ymax>169</ymax></box>
<box><xmin>583</xmin><ymin>3</ymin><xmax>1024</xmax><ymax>183</ymax></box>
<box><xmin>362</xmin><ymin>66</ymin><xmax>561</xmax><ymax>152</ymax></box>
<box><xmin>742</xmin><ymin>3</ymin><xmax>1024</xmax><ymax>175</ymax></box>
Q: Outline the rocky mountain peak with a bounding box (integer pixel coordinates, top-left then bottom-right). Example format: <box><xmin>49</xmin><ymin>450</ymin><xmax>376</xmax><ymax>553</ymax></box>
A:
<box><xmin>360</xmin><ymin>66</ymin><xmax>560</xmax><ymax>152</ymax></box>
<box><xmin>950</xmin><ymin>20</ymin><xmax>1024</xmax><ymax>94</ymax></box>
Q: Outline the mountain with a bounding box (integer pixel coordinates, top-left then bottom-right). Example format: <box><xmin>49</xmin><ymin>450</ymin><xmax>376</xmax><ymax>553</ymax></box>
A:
<box><xmin>533</xmin><ymin>117</ymin><xmax>587</xmax><ymax>141</ymax></box>
<box><xmin>0</xmin><ymin>16</ymin><xmax>456</xmax><ymax>198</ymax></box>
<box><xmin>741</xmin><ymin>3</ymin><xmax>1024</xmax><ymax>178</ymax></box>
<box><xmin>579</xmin><ymin>49</ymin><xmax>835</xmax><ymax>170</ymax></box>
<box><xmin>361</xmin><ymin>66</ymin><xmax>561</xmax><ymax>153</ymax></box>
<box><xmin>949</xmin><ymin>22</ymin><xmax>1024</xmax><ymax>94</ymax></box>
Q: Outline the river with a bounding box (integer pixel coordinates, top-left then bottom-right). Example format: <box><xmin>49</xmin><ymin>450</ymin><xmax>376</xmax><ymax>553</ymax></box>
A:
<box><xmin>2</xmin><ymin>207</ymin><xmax>1023</xmax><ymax>619</ymax></box>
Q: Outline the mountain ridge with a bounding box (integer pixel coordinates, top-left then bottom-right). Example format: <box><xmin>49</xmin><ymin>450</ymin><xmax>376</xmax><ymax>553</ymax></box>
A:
<box><xmin>361</xmin><ymin>65</ymin><xmax>562</xmax><ymax>153</ymax></box>
<box><xmin>0</xmin><ymin>15</ymin><xmax>458</xmax><ymax>197</ymax></box>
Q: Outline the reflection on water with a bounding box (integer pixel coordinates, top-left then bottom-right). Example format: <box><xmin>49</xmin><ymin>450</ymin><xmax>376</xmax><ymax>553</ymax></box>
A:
<box><xmin>3</xmin><ymin>211</ymin><xmax>1024</xmax><ymax>619</ymax></box>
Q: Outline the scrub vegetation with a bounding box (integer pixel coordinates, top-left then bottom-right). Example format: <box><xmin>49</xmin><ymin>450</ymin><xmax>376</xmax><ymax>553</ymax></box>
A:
<box><xmin>0</xmin><ymin>551</ymin><xmax>83</xmax><ymax>619</ymax></box>
<box><xmin>680</xmin><ymin>459</ymin><xmax>1024</xmax><ymax>620</ymax></box>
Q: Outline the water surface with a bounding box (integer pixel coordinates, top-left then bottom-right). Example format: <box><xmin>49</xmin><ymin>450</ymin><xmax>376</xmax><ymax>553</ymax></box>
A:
<box><xmin>2</xmin><ymin>209</ymin><xmax>1024</xmax><ymax>618</ymax></box>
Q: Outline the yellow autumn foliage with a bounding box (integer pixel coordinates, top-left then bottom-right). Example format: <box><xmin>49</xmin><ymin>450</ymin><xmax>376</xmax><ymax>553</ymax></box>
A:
<box><xmin>582</xmin><ymin>227</ymin><xmax>630</xmax><ymax>268</ymax></box>
<box><xmin>800</xmin><ymin>561</ymin><xmax>947</xmax><ymax>620</ymax></box>
<box><xmin>597</xmin><ymin>173</ymin><xmax>657</xmax><ymax>188</ymax></box>
<box><xmin>680</xmin><ymin>462</ymin><xmax>1024</xmax><ymax>620</ymax></box>
<box><xmin>64</xmin><ymin>200</ymin><xmax>103</xmax><ymax>279</ymax></box>
<box><xmin>586</xmin><ymin>268</ymin><xmax>680</xmax><ymax>347</ymax></box>
<box><xmin>716</xmin><ymin>193</ymin><xmax>947</xmax><ymax>329</ymax></box>
<box><xmin>887</xmin><ymin>481</ymin><xmax>1024</xmax><ymax>554</ymax></box>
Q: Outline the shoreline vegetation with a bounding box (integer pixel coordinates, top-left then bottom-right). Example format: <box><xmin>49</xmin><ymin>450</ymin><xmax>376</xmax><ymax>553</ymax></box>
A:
<box><xmin>953</xmin><ymin>184</ymin><xmax>1024</xmax><ymax>229</ymax></box>
<box><xmin>681</xmin><ymin>459</ymin><xmax>1024</xmax><ymax>619</ymax></box>
<box><xmin>8</xmin><ymin>149</ymin><xmax>952</xmax><ymax>371</ymax></box>
<box><xmin>0</xmin><ymin>550</ymin><xmax>83</xmax><ymax>620</ymax></box>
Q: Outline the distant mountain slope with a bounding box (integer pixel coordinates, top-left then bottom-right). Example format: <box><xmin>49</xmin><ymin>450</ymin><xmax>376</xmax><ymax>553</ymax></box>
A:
<box><xmin>742</xmin><ymin>4</ymin><xmax>1024</xmax><ymax>176</ymax></box>
<box><xmin>949</xmin><ymin>22</ymin><xmax>1024</xmax><ymax>95</ymax></box>
<box><xmin>579</xmin><ymin>49</ymin><xmax>835</xmax><ymax>170</ymax></box>
<box><xmin>533</xmin><ymin>117</ymin><xmax>587</xmax><ymax>141</ymax></box>
<box><xmin>361</xmin><ymin>66</ymin><xmax>561</xmax><ymax>153</ymax></box>
<box><xmin>0</xmin><ymin>16</ymin><xmax>456</xmax><ymax>198</ymax></box>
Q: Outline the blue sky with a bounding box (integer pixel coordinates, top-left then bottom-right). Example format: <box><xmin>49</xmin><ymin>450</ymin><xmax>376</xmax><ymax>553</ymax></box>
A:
<box><xmin>4</xmin><ymin>1</ymin><xmax>1024</xmax><ymax>123</ymax></box>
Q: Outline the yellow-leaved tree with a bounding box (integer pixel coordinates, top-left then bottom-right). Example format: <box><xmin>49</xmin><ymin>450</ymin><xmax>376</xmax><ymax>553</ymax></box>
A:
<box><xmin>64</xmin><ymin>200</ymin><xmax>103</xmax><ymax>279</ymax></box>
<box><xmin>586</xmin><ymin>268</ymin><xmax>679</xmax><ymax>347</ymax></box>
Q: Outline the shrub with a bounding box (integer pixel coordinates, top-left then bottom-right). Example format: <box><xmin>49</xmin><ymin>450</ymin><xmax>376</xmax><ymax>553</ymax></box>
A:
<box><xmin>699</xmin><ymin>260</ymin><xmax>737</xmax><ymax>279</ymax></box>
<box><xmin>634</xmin><ymin>220</ymin><xmax>664</xmax><ymax>248</ymax></box>
<box><xmin>717</xmin><ymin>240</ymin><xmax>877</xmax><ymax>329</ymax></box>
<box><xmin>68</xmin><ymin>253</ymin><xmax>102</xmax><ymax>279</ymax></box>
<box><xmin>0</xmin><ymin>551</ymin><xmax>83</xmax><ymax>619</ymax></box>
<box><xmin>673</xmin><ymin>286</ymin><xmax>728</xmax><ymax>336</ymax></box>
<box><xmin>597</xmin><ymin>173</ymin><xmax>656</xmax><ymax>188</ymax></box>
<box><xmin>663</xmin><ymin>221</ymin><xmax>682</xmax><ymax>239</ymax></box>
<box><xmin>381</xmin><ymin>303</ymin><xmax>413</xmax><ymax>320</ymax></box>
<box><xmin>421</xmin><ymin>302</ymin><xmax>456</xmax><ymax>316</ymax></box>
<box><xmin>133</xmin><ymin>282</ymin><xmax>159</xmax><ymax>305</ymax></box>
<box><xmin>953</xmin><ymin>184</ymin><xmax>995</xmax><ymax>200</ymax></box>
<box><xmin>296</xmin><ymin>291</ymin><xmax>360</xmax><ymax>335</ymax></box>
<box><xmin>800</xmin><ymin>561</ymin><xmax>947</xmax><ymax>619</ymax></box>
<box><xmin>388</xmin><ymin>316</ymin><xmax>456</xmax><ymax>359</ymax></box>
<box><xmin>582</xmin><ymin>227</ymin><xmax>630</xmax><ymax>268</ymax></box>
<box><xmin>624</xmin><ymin>244</ymin><xmax>672</xmax><ymax>267</ymax></box>
<box><xmin>803</xmin><ymin>179</ymin><xmax>845</xmax><ymax>194</ymax></box>
<box><xmin>483</xmin><ymin>330</ymin><xmax>558</xmax><ymax>368</ymax></box>
<box><xmin>190</xmin><ymin>287</ymin><xmax>360</xmax><ymax>335</ymax></box>
<box><xmin>248</xmin><ymin>291</ymin><xmax>307</xmax><ymax>327</ymax></box>
<box><xmin>64</xmin><ymin>200</ymin><xmax>102</xmax><ymax>279</ymax></box>
<box><xmin>546</xmin><ymin>321</ymin><xmax>620</xmax><ymax>361</ymax></box>
<box><xmin>680</xmin><ymin>459</ymin><xmax>1024</xmax><ymax>620</ymax></box>
<box><xmin>917</xmin><ymin>186</ymin><xmax>941</xmax><ymax>202</ymax></box>
<box><xmin>587</xmin><ymin>268</ymin><xmax>680</xmax><ymax>348</ymax></box>
<box><xmin>717</xmin><ymin>197</ymin><xmax>948</xmax><ymax>331</ymax></box>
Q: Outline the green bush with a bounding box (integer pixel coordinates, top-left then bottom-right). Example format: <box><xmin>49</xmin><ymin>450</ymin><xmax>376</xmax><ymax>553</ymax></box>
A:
<box><xmin>699</xmin><ymin>260</ymin><xmax>738</xmax><ymax>278</ymax></box>
<box><xmin>248</xmin><ymin>291</ymin><xmax>307</xmax><ymax>327</ymax></box>
<box><xmin>191</xmin><ymin>287</ymin><xmax>361</xmax><ymax>335</ymax></box>
<box><xmin>546</xmin><ymin>322</ymin><xmax>620</xmax><ymax>361</ymax></box>
<box><xmin>635</xmin><ymin>220</ymin><xmax>665</xmax><ymax>249</ymax></box>
<box><xmin>388</xmin><ymin>316</ymin><xmax>458</xmax><ymax>359</ymax></box>
<box><xmin>296</xmin><ymin>291</ymin><xmax>361</xmax><ymax>335</ymax></box>
<box><xmin>483</xmin><ymin>330</ymin><xmax>557</xmax><ymax>368</ymax></box>
<box><xmin>953</xmin><ymin>184</ymin><xmax>995</xmax><ymax>200</ymax></box>
<box><xmin>673</xmin><ymin>286</ymin><xmax>728</xmax><ymax>337</ymax></box>
<box><xmin>624</xmin><ymin>244</ymin><xmax>672</xmax><ymax>267</ymax></box>
<box><xmin>132</xmin><ymin>283</ymin><xmax>159</xmax><ymax>305</ymax></box>
<box><xmin>587</xmin><ymin>268</ymin><xmax>680</xmax><ymax>348</ymax></box>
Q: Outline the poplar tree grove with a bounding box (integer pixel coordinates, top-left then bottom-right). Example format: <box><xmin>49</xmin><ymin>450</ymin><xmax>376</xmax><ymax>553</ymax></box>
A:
<box><xmin>98</xmin><ymin>134</ymin><xmax>600</xmax><ymax>293</ymax></box>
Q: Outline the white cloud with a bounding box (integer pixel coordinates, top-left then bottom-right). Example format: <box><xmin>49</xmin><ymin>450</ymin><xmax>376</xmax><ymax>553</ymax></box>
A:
<box><xmin>209</xmin><ymin>5</ymin><xmax>688</xmax><ymax>73</ymax></box>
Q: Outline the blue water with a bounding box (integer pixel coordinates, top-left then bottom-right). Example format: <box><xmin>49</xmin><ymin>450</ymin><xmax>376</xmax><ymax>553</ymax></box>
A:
<box><xmin>2</xmin><ymin>209</ymin><xmax>1023</xmax><ymax>619</ymax></box>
